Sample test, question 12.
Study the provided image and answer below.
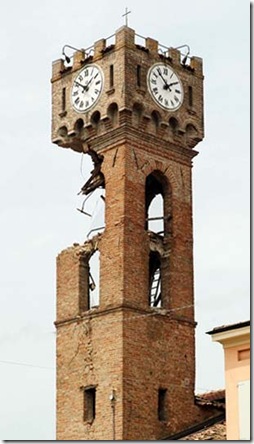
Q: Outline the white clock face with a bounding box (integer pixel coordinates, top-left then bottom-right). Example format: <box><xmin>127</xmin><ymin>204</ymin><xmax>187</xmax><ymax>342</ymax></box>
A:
<box><xmin>71</xmin><ymin>64</ymin><xmax>103</xmax><ymax>113</ymax></box>
<box><xmin>147</xmin><ymin>63</ymin><xmax>184</xmax><ymax>111</ymax></box>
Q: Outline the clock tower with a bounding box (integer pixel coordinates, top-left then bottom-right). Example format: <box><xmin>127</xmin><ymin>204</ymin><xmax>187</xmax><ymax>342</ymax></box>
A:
<box><xmin>52</xmin><ymin>26</ymin><xmax>209</xmax><ymax>440</ymax></box>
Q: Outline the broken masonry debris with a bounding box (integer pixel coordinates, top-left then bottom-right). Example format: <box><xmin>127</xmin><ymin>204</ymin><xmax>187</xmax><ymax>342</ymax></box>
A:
<box><xmin>78</xmin><ymin>148</ymin><xmax>105</xmax><ymax>196</ymax></box>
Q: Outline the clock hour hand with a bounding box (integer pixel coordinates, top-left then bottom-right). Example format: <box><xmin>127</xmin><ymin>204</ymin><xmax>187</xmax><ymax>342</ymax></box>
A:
<box><xmin>74</xmin><ymin>80</ymin><xmax>86</xmax><ymax>92</ymax></box>
<box><xmin>168</xmin><ymin>81</ymin><xmax>179</xmax><ymax>87</ymax></box>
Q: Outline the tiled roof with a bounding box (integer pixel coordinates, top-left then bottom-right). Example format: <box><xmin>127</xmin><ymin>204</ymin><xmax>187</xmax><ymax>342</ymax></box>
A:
<box><xmin>180</xmin><ymin>419</ymin><xmax>226</xmax><ymax>440</ymax></box>
<box><xmin>196</xmin><ymin>389</ymin><xmax>225</xmax><ymax>401</ymax></box>
<box><xmin>195</xmin><ymin>389</ymin><xmax>225</xmax><ymax>409</ymax></box>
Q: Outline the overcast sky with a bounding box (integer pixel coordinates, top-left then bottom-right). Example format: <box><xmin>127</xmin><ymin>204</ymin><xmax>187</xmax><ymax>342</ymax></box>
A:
<box><xmin>0</xmin><ymin>0</ymin><xmax>250</xmax><ymax>441</ymax></box>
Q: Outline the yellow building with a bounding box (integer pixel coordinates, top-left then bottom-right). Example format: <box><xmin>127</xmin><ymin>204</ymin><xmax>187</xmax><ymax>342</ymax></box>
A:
<box><xmin>207</xmin><ymin>321</ymin><xmax>250</xmax><ymax>440</ymax></box>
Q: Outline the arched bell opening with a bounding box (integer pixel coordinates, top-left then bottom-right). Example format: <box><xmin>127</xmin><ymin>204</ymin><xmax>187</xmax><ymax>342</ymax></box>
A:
<box><xmin>145</xmin><ymin>171</ymin><xmax>171</xmax><ymax>236</ymax></box>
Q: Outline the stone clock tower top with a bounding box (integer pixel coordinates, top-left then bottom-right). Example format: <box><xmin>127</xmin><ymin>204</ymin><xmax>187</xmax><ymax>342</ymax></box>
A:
<box><xmin>51</xmin><ymin>25</ymin><xmax>204</xmax><ymax>155</ymax></box>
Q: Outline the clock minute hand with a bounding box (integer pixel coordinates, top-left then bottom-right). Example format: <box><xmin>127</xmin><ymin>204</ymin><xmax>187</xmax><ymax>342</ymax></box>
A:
<box><xmin>84</xmin><ymin>75</ymin><xmax>95</xmax><ymax>91</ymax></box>
<box><xmin>157</xmin><ymin>69</ymin><xmax>169</xmax><ymax>89</ymax></box>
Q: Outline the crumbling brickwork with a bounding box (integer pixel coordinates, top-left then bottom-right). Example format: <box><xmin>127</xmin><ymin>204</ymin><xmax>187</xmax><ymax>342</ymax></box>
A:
<box><xmin>52</xmin><ymin>25</ymin><xmax>212</xmax><ymax>440</ymax></box>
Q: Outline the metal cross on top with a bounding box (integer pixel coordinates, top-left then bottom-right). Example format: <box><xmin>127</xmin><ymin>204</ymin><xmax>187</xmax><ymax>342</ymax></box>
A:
<box><xmin>122</xmin><ymin>7</ymin><xmax>131</xmax><ymax>26</ymax></box>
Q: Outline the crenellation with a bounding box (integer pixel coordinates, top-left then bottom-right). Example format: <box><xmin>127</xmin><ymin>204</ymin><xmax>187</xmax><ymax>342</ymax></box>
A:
<box><xmin>115</xmin><ymin>25</ymin><xmax>135</xmax><ymax>49</ymax></box>
<box><xmin>94</xmin><ymin>38</ymin><xmax>106</xmax><ymax>58</ymax></box>
<box><xmin>73</xmin><ymin>50</ymin><xmax>85</xmax><ymax>70</ymax></box>
<box><xmin>190</xmin><ymin>56</ymin><xmax>203</xmax><ymax>76</ymax></box>
<box><xmin>52</xmin><ymin>58</ymin><xmax>65</xmax><ymax>81</ymax></box>
<box><xmin>168</xmin><ymin>47</ymin><xmax>181</xmax><ymax>64</ymax></box>
<box><xmin>145</xmin><ymin>37</ymin><xmax>158</xmax><ymax>53</ymax></box>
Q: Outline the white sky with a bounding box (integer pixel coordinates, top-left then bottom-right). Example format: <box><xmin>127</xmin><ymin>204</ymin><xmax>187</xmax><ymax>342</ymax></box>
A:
<box><xmin>0</xmin><ymin>0</ymin><xmax>250</xmax><ymax>441</ymax></box>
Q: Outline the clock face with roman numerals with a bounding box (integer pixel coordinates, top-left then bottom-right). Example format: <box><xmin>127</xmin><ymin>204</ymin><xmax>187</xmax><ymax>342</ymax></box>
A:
<box><xmin>147</xmin><ymin>63</ymin><xmax>184</xmax><ymax>111</ymax></box>
<box><xmin>71</xmin><ymin>64</ymin><xmax>103</xmax><ymax>113</ymax></box>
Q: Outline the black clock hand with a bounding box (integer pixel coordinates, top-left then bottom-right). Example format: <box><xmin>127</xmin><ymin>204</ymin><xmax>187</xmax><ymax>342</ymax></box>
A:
<box><xmin>74</xmin><ymin>78</ymin><xmax>94</xmax><ymax>93</ymax></box>
<box><xmin>74</xmin><ymin>80</ymin><xmax>86</xmax><ymax>92</ymax></box>
<box><xmin>156</xmin><ymin>69</ymin><xmax>169</xmax><ymax>89</ymax></box>
<box><xmin>168</xmin><ymin>81</ymin><xmax>179</xmax><ymax>87</ymax></box>
<box><xmin>84</xmin><ymin>75</ymin><xmax>95</xmax><ymax>91</ymax></box>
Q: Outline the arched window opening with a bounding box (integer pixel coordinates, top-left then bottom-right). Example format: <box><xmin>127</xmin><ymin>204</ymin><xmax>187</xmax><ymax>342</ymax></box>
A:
<box><xmin>151</xmin><ymin>110</ymin><xmax>160</xmax><ymax>129</ymax></box>
<box><xmin>75</xmin><ymin>118</ymin><xmax>84</xmax><ymax>133</ymax></box>
<box><xmin>88</xmin><ymin>250</ymin><xmax>100</xmax><ymax>309</ymax></box>
<box><xmin>58</xmin><ymin>126</ymin><xmax>68</xmax><ymax>137</ymax></box>
<box><xmin>145</xmin><ymin>173</ymin><xmax>165</xmax><ymax>235</ymax></box>
<box><xmin>107</xmin><ymin>102</ymin><xmax>118</xmax><ymax>127</ymax></box>
<box><xmin>91</xmin><ymin>110</ymin><xmax>101</xmax><ymax>127</ymax></box>
<box><xmin>169</xmin><ymin>117</ymin><xmax>179</xmax><ymax>133</ymax></box>
<box><xmin>149</xmin><ymin>251</ymin><xmax>162</xmax><ymax>308</ymax></box>
<box><xmin>132</xmin><ymin>102</ymin><xmax>143</xmax><ymax>127</ymax></box>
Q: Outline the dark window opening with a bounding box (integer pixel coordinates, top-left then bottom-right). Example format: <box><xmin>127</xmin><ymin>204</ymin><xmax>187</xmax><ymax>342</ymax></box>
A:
<box><xmin>188</xmin><ymin>86</ymin><xmax>193</xmax><ymax>107</ymax></box>
<box><xmin>158</xmin><ymin>388</ymin><xmax>167</xmax><ymax>421</ymax></box>
<box><xmin>149</xmin><ymin>251</ymin><xmax>162</xmax><ymax>308</ymax></box>
<box><xmin>84</xmin><ymin>387</ymin><xmax>96</xmax><ymax>423</ymax></box>
<box><xmin>137</xmin><ymin>65</ymin><xmax>141</xmax><ymax>87</ymax></box>
<box><xmin>62</xmin><ymin>87</ymin><xmax>66</xmax><ymax>112</ymax></box>
<box><xmin>110</xmin><ymin>64</ymin><xmax>114</xmax><ymax>88</ymax></box>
